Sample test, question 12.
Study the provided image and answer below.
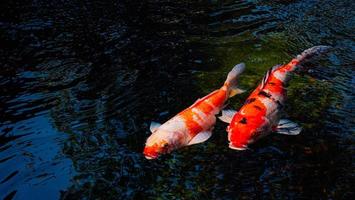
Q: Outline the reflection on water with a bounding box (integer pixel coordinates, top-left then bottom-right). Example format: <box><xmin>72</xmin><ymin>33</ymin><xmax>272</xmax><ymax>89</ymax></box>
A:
<box><xmin>0</xmin><ymin>0</ymin><xmax>354</xmax><ymax>199</ymax></box>
<box><xmin>0</xmin><ymin>115</ymin><xmax>73</xmax><ymax>199</ymax></box>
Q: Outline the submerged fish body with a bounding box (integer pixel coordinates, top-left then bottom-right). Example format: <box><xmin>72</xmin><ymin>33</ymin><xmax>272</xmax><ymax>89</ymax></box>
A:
<box><xmin>144</xmin><ymin>63</ymin><xmax>246</xmax><ymax>159</ymax></box>
<box><xmin>219</xmin><ymin>46</ymin><xmax>330</xmax><ymax>150</ymax></box>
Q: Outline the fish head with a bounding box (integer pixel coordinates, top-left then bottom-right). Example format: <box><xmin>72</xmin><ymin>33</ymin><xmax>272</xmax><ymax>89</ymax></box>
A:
<box><xmin>143</xmin><ymin>141</ymin><xmax>169</xmax><ymax>159</ymax></box>
<box><xmin>228</xmin><ymin>115</ymin><xmax>267</xmax><ymax>150</ymax></box>
<box><xmin>143</xmin><ymin>129</ymin><xmax>183</xmax><ymax>159</ymax></box>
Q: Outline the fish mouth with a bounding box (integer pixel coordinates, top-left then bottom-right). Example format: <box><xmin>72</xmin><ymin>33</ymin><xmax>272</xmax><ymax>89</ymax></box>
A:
<box><xmin>144</xmin><ymin>155</ymin><xmax>156</xmax><ymax>160</ymax></box>
<box><xmin>143</xmin><ymin>146</ymin><xmax>159</xmax><ymax>160</ymax></box>
<box><xmin>229</xmin><ymin>143</ymin><xmax>247</xmax><ymax>151</ymax></box>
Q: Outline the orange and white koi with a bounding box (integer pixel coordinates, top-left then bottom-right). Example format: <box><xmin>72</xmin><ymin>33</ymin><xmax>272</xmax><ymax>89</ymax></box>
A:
<box><xmin>219</xmin><ymin>46</ymin><xmax>330</xmax><ymax>150</ymax></box>
<box><xmin>143</xmin><ymin>63</ymin><xmax>246</xmax><ymax>159</ymax></box>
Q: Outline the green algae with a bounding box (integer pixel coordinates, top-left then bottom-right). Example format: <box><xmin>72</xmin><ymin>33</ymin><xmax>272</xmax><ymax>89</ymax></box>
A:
<box><xmin>193</xmin><ymin>33</ymin><xmax>290</xmax><ymax>107</ymax></box>
<box><xmin>286</xmin><ymin>75</ymin><xmax>336</xmax><ymax>130</ymax></box>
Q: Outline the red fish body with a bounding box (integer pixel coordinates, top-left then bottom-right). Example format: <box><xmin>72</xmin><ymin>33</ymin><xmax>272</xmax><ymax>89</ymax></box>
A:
<box><xmin>219</xmin><ymin>46</ymin><xmax>330</xmax><ymax>150</ymax></box>
<box><xmin>144</xmin><ymin>63</ymin><xmax>245</xmax><ymax>159</ymax></box>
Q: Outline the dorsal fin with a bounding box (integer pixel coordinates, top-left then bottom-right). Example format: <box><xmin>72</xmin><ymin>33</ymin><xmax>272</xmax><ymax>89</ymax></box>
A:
<box><xmin>260</xmin><ymin>64</ymin><xmax>282</xmax><ymax>89</ymax></box>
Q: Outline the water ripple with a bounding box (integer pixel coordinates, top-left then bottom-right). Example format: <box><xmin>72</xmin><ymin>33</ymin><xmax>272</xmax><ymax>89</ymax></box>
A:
<box><xmin>0</xmin><ymin>0</ymin><xmax>353</xmax><ymax>199</ymax></box>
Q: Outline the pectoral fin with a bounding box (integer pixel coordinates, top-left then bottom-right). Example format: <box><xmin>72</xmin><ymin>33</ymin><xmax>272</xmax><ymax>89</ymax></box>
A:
<box><xmin>218</xmin><ymin>109</ymin><xmax>237</xmax><ymax>123</ymax></box>
<box><xmin>150</xmin><ymin>121</ymin><xmax>161</xmax><ymax>133</ymax></box>
<box><xmin>275</xmin><ymin>119</ymin><xmax>302</xmax><ymax>135</ymax></box>
<box><xmin>187</xmin><ymin>130</ymin><xmax>212</xmax><ymax>145</ymax></box>
<box><xmin>229</xmin><ymin>86</ymin><xmax>245</xmax><ymax>97</ymax></box>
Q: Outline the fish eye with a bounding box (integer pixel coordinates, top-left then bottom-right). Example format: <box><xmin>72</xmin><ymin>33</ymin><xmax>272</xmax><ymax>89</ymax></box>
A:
<box><xmin>239</xmin><ymin>117</ymin><xmax>247</xmax><ymax>124</ymax></box>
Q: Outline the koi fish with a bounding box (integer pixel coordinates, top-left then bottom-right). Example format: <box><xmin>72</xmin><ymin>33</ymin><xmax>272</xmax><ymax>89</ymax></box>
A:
<box><xmin>219</xmin><ymin>46</ymin><xmax>330</xmax><ymax>150</ymax></box>
<box><xmin>144</xmin><ymin>63</ymin><xmax>246</xmax><ymax>159</ymax></box>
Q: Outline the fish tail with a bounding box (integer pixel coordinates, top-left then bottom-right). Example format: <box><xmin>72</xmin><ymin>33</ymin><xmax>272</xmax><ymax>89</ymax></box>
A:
<box><xmin>224</xmin><ymin>63</ymin><xmax>245</xmax><ymax>97</ymax></box>
<box><xmin>296</xmin><ymin>45</ymin><xmax>331</xmax><ymax>63</ymax></box>
<box><xmin>280</xmin><ymin>45</ymin><xmax>331</xmax><ymax>73</ymax></box>
<box><xmin>261</xmin><ymin>46</ymin><xmax>330</xmax><ymax>87</ymax></box>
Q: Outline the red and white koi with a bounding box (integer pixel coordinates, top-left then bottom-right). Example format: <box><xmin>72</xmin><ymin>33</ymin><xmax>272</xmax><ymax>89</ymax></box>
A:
<box><xmin>219</xmin><ymin>46</ymin><xmax>330</xmax><ymax>150</ymax></box>
<box><xmin>143</xmin><ymin>63</ymin><xmax>246</xmax><ymax>159</ymax></box>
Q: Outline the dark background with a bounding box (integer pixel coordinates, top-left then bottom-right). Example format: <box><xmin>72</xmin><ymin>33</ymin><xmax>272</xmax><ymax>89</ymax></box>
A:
<box><xmin>0</xmin><ymin>0</ymin><xmax>354</xmax><ymax>199</ymax></box>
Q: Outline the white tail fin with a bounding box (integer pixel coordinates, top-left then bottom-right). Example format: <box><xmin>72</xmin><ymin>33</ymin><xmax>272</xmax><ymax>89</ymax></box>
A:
<box><xmin>224</xmin><ymin>63</ymin><xmax>245</xmax><ymax>97</ymax></box>
<box><xmin>225</xmin><ymin>63</ymin><xmax>245</xmax><ymax>87</ymax></box>
<box><xmin>266</xmin><ymin>46</ymin><xmax>330</xmax><ymax>85</ymax></box>
<box><xmin>296</xmin><ymin>45</ymin><xmax>331</xmax><ymax>63</ymax></box>
<box><xmin>228</xmin><ymin>87</ymin><xmax>245</xmax><ymax>97</ymax></box>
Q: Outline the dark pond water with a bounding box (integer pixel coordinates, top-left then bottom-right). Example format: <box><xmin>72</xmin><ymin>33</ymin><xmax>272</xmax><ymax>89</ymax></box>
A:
<box><xmin>0</xmin><ymin>0</ymin><xmax>354</xmax><ymax>199</ymax></box>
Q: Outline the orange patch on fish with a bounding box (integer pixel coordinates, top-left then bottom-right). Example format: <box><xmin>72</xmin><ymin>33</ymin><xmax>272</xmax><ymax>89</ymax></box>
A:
<box><xmin>264</xmin><ymin>75</ymin><xmax>285</xmax><ymax>94</ymax></box>
<box><xmin>180</xmin><ymin>110</ymin><xmax>203</xmax><ymax>137</ymax></box>
<box><xmin>197</xmin><ymin>101</ymin><xmax>215</xmax><ymax>114</ymax></box>
<box><xmin>210</xmin><ymin>90</ymin><xmax>228</xmax><ymax>107</ymax></box>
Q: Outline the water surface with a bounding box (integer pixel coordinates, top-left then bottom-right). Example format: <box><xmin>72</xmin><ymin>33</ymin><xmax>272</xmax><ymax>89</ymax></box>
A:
<box><xmin>0</xmin><ymin>0</ymin><xmax>354</xmax><ymax>199</ymax></box>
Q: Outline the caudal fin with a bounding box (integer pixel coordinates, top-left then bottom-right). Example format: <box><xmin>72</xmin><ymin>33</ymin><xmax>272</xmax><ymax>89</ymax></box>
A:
<box><xmin>266</xmin><ymin>45</ymin><xmax>331</xmax><ymax>85</ymax></box>
<box><xmin>296</xmin><ymin>45</ymin><xmax>331</xmax><ymax>63</ymax></box>
<box><xmin>224</xmin><ymin>63</ymin><xmax>245</xmax><ymax>97</ymax></box>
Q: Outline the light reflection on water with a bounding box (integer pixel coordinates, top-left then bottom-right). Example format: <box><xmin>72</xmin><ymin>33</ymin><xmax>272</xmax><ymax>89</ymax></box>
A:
<box><xmin>0</xmin><ymin>114</ymin><xmax>74</xmax><ymax>199</ymax></box>
<box><xmin>0</xmin><ymin>0</ymin><xmax>354</xmax><ymax>199</ymax></box>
